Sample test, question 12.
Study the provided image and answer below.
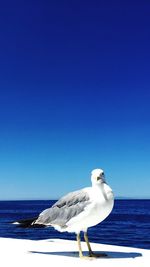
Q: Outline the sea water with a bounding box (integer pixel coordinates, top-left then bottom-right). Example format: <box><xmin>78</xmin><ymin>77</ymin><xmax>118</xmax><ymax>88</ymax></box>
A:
<box><xmin>0</xmin><ymin>199</ymin><xmax>149</xmax><ymax>249</ymax></box>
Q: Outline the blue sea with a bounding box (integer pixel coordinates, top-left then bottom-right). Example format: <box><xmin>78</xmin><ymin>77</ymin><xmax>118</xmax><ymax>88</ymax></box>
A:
<box><xmin>0</xmin><ymin>199</ymin><xmax>149</xmax><ymax>249</ymax></box>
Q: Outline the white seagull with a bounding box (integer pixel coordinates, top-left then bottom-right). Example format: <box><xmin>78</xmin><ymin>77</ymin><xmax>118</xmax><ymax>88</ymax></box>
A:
<box><xmin>16</xmin><ymin>168</ymin><xmax>114</xmax><ymax>259</ymax></box>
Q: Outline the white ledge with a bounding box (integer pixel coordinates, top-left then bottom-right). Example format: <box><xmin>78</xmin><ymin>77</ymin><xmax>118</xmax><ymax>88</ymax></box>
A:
<box><xmin>0</xmin><ymin>238</ymin><xmax>149</xmax><ymax>267</ymax></box>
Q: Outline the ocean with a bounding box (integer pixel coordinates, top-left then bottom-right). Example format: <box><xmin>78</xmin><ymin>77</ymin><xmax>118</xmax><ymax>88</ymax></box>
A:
<box><xmin>0</xmin><ymin>199</ymin><xmax>149</xmax><ymax>249</ymax></box>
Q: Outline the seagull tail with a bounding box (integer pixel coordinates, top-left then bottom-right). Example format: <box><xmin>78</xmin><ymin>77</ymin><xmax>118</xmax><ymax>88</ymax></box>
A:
<box><xmin>12</xmin><ymin>217</ymin><xmax>46</xmax><ymax>228</ymax></box>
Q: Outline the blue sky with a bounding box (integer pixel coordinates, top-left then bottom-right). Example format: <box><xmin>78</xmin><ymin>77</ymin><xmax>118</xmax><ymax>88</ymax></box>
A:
<box><xmin>0</xmin><ymin>0</ymin><xmax>150</xmax><ymax>199</ymax></box>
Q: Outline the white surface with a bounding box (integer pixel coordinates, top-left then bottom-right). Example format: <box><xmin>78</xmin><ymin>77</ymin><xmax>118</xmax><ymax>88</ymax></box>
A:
<box><xmin>0</xmin><ymin>238</ymin><xmax>149</xmax><ymax>267</ymax></box>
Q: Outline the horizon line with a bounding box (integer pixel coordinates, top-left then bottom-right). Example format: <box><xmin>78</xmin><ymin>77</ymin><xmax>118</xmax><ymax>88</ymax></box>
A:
<box><xmin>0</xmin><ymin>197</ymin><xmax>150</xmax><ymax>201</ymax></box>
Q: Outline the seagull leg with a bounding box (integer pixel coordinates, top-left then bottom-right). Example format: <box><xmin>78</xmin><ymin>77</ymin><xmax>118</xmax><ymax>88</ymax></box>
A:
<box><xmin>84</xmin><ymin>232</ymin><xmax>107</xmax><ymax>258</ymax></box>
<box><xmin>77</xmin><ymin>233</ymin><xmax>83</xmax><ymax>258</ymax></box>
<box><xmin>84</xmin><ymin>232</ymin><xmax>93</xmax><ymax>255</ymax></box>
<box><xmin>76</xmin><ymin>233</ymin><xmax>93</xmax><ymax>259</ymax></box>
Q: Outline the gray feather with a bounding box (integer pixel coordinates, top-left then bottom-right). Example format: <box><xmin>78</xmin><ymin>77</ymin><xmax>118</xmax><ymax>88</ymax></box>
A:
<box><xmin>35</xmin><ymin>190</ymin><xmax>90</xmax><ymax>227</ymax></box>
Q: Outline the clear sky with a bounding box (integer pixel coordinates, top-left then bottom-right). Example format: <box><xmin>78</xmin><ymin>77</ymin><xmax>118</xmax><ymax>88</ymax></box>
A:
<box><xmin>0</xmin><ymin>0</ymin><xmax>150</xmax><ymax>200</ymax></box>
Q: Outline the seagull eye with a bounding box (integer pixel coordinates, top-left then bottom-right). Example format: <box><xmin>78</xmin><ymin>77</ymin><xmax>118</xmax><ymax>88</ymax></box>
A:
<box><xmin>101</xmin><ymin>172</ymin><xmax>104</xmax><ymax>176</ymax></box>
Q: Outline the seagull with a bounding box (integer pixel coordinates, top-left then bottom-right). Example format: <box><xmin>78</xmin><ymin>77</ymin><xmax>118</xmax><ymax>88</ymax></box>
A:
<box><xmin>16</xmin><ymin>168</ymin><xmax>114</xmax><ymax>259</ymax></box>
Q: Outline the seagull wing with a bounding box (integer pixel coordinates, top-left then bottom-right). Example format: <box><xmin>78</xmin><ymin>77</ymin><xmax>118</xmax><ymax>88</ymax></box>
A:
<box><xmin>34</xmin><ymin>189</ymin><xmax>90</xmax><ymax>227</ymax></box>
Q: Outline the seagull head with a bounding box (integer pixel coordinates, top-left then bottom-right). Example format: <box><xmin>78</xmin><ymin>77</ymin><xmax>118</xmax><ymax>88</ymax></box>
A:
<box><xmin>91</xmin><ymin>168</ymin><xmax>106</xmax><ymax>186</ymax></box>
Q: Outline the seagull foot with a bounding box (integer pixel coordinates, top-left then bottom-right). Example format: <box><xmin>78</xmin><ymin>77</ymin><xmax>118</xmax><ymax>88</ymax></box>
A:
<box><xmin>80</xmin><ymin>255</ymin><xmax>94</xmax><ymax>260</ymax></box>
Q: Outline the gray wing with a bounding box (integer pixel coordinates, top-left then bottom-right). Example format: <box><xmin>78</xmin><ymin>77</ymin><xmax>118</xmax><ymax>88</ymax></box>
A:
<box><xmin>35</xmin><ymin>189</ymin><xmax>90</xmax><ymax>228</ymax></box>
